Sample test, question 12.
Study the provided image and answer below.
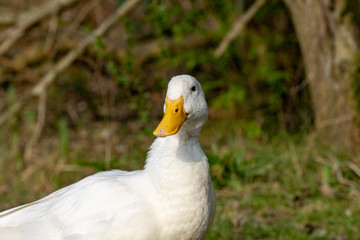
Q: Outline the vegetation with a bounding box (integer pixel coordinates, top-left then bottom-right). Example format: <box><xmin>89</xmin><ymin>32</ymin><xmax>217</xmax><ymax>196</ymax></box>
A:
<box><xmin>0</xmin><ymin>0</ymin><xmax>359</xmax><ymax>239</ymax></box>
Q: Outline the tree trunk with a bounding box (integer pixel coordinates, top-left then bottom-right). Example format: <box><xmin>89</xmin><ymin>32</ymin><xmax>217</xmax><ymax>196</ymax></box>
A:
<box><xmin>283</xmin><ymin>0</ymin><xmax>359</xmax><ymax>152</ymax></box>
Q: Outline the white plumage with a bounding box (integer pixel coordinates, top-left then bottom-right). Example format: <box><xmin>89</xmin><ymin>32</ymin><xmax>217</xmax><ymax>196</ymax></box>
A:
<box><xmin>0</xmin><ymin>75</ymin><xmax>216</xmax><ymax>240</ymax></box>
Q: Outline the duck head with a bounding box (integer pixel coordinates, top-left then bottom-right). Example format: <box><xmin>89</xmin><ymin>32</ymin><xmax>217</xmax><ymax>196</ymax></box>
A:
<box><xmin>153</xmin><ymin>75</ymin><xmax>208</xmax><ymax>138</ymax></box>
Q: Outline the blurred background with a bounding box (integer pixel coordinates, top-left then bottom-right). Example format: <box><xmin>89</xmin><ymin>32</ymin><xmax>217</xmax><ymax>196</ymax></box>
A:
<box><xmin>1</xmin><ymin>0</ymin><xmax>360</xmax><ymax>238</ymax></box>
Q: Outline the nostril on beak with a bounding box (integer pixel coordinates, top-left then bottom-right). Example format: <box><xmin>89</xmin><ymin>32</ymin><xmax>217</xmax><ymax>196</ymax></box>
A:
<box><xmin>175</xmin><ymin>108</ymin><xmax>179</xmax><ymax>113</ymax></box>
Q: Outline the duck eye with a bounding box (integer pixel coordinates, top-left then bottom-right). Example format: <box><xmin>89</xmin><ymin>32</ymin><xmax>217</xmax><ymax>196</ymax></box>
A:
<box><xmin>191</xmin><ymin>86</ymin><xmax>196</xmax><ymax>92</ymax></box>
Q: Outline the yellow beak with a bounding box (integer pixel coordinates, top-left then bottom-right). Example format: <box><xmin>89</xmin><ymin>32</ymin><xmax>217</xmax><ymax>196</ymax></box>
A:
<box><xmin>153</xmin><ymin>96</ymin><xmax>187</xmax><ymax>137</ymax></box>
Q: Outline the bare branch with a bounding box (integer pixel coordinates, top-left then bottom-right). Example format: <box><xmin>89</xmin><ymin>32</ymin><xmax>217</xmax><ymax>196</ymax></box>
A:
<box><xmin>116</xmin><ymin>33</ymin><xmax>215</xmax><ymax>65</ymax></box>
<box><xmin>0</xmin><ymin>9</ymin><xmax>15</xmax><ymax>25</ymax></box>
<box><xmin>68</xmin><ymin>0</ymin><xmax>101</xmax><ymax>33</ymax></box>
<box><xmin>32</xmin><ymin>0</ymin><xmax>140</xmax><ymax>96</ymax></box>
<box><xmin>0</xmin><ymin>0</ymin><xmax>80</xmax><ymax>56</ymax></box>
<box><xmin>214</xmin><ymin>0</ymin><xmax>266</xmax><ymax>58</ymax></box>
<box><xmin>0</xmin><ymin>0</ymin><xmax>141</xmax><ymax>126</ymax></box>
<box><xmin>348</xmin><ymin>162</ymin><xmax>360</xmax><ymax>178</ymax></box>
<box><xmin>317</xmin><ymin>114</ymin><xmax>353</xmax><ymax>129</ymax></box>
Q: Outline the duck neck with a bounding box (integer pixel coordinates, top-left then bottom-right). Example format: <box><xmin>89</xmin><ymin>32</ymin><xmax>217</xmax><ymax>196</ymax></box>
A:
<box><xmin>144</xmin><ymin>129</ymin><xmax>205</xmax><ymax>172</ymax></box>
<box><xmin>144</xmin><ymin>133</ymin><xmax>209</xmax><ymax>195</ymax></box>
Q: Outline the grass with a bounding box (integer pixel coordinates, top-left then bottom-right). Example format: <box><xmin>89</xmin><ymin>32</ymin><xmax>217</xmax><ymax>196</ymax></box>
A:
<box><xmin>0</xmin><ymin>118</ymin><xmax>360</xmax><ymax>239</ymax></box>
<box><xmin>202</xmin><ymin>120</ymin><xmax>360</xmax><ymax>239</ymax></box>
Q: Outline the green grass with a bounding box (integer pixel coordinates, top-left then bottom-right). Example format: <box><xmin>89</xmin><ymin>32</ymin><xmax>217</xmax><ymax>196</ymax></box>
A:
<box><xmin>202</xmin><ymin>120</ymin><xmax>360</xmax><ymax>239</ymax></box>
<box><xmin>1</xmin><ymin>119</ymin><xmax>359</xmax><ymax>239</ymax></box>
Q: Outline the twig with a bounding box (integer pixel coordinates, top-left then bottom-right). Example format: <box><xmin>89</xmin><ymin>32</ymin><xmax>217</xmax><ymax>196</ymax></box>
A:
<box><xmin>0</xmin><ymin>10</ymin><xmax>15</xmax><ymax>25</ymax></box>
<box><xmin>0</xmin><ymin>0</ymin><xmax>80</xmax><ymax>56</ymax></box>
<box><xmin>68</xmin><ymin>0</ymin><xmax>100</xmax><ymax>33</ymax></box>
<box><xmin>0</xmin><ymin>0</ymin><xmax>140</xmax><ymax>126</ymax></box>
<box><xmin>348</xmin><ymin>162</ymin><xmax>360</xmax><ymax>178</ymax></box>
<box><xmin>214</xmin><ymin>0</ymin><xmax>266</xmax><ymax>58</ymax></box>
<box><xmin>43</xmin><ymin>15</ymin><xmax>59</xmax><ymax>54</ymax></box>
<box><xmin>329</xmin><ymin>155</ymin><xmax>356</xmax><ymax>188</ymax></box>
<box><xmin>117</xmin><ymin>32</ymin><xmax>214</xmax><ymax>65</ymax></box>
<box><xmin>316</xmin><ymin>155</ymin><xmax>358</xmax><ymax>188</ymax></box>
<box><xmin>336</xmin><ymin>167</ymin><xmax>355</xmax><ymax>187</ymax></box>
<box><xmin>317</xmin><ymin>114</ymin><xmax>353</xmax><ymax>129</ymax></box>
<box><xmin>31</xmin><ymin>0</ymin><xmax>141</xmax><ymax>96</ymax></box>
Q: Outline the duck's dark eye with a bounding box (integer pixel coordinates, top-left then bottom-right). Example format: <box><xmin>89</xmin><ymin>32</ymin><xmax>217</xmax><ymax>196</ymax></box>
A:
<box><xmin>191</xmin><ymin>86</ymin><xmax>196</xmax><ymax>92</ymax></box>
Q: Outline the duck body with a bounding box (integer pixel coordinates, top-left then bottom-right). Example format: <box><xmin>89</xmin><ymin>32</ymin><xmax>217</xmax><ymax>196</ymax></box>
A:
<box><xmin>0</xmin><ymin>75</ymin><xmax>216</xmax><ymax>240</ymax></box>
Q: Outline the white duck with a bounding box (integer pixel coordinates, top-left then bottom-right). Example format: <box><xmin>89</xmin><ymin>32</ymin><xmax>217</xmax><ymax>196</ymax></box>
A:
<box><xmin>0</xmin><ymin>75</ymin><xmax>216</xmax><ymax>240</ymax></box>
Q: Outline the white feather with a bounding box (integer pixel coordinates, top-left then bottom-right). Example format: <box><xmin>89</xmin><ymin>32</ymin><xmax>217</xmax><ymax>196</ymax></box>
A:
<box><xmin>0</xmin><ymin>75</ymin><xmax>216</xmax><ymax>240</ymax></box>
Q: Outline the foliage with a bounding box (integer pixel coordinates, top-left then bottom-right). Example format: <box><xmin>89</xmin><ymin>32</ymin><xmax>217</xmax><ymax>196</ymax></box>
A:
<box><xmin>202</xmin><ymin>120</ymin><xmax>360</xmax><ymax>239</ymax></box>
<box><xmin>0</xmin><ymin>0</ymin><xmax>359</xmax><ymax>239</ymax></box>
